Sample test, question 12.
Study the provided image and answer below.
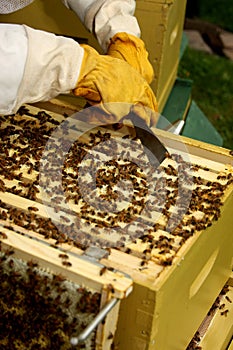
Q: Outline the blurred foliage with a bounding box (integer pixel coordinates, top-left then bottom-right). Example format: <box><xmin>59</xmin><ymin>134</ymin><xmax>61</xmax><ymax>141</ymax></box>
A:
<box><xmin>186</xmin><ymin>0</ymin><xmax>233</xmax><ymax>32</ymax></box>
<box><xmin>178</xmin><ymin>47</ymin><xmax>233</xmax><ymax>150</ymax></box>
<box><xmin>199</xmin><ymin>0</ymin><xmax>233</xmax><ymax>32</ymax></box>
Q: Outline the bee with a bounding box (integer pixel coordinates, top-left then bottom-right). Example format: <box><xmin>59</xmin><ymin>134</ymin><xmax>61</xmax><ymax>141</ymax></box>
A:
<box><xmin>225</xmin><ymin>295</ymin><xmax>232</xmax><ymax>303</ymax></box>
<box><xmin>27</xmin><ymin>260</ymin><xmax>38</xmax><ymax>268</ymax></box>
<box><xmin>58</xmin><ymin>253</ymin><xmax>69</xmax><ymax>259</ymax></box>
<box><xmin>107</xmin><ymin>283</ymin><xmax>115</xmax><ymax>294</ymax></box>
<box><xmin>0</xmin><ymin>232</ymin><xmax>8</xmax><ymax>239</ymax></box>
<box><xmin>107</xmin><ymin>332</ymin><xmax>114</xmax><ymax>340</ymax></box>
<box><xmin>140</xmin><ymin>259</ymin><xmax>148</xmax><ymax>266</ymax></box>
<box><xmin>99</xmin><ymin>266</ymin><xmax>107</xmax><ymax>276</ymax></box>
<box><xmin>191</xmin><ymin>165</ymin><xmax>200</xmax><ymax>172</ymax></box>
<box><xmin>0</xmin><ymin>179</ymin><xmax>6</xmax><ymax>192</ymax></box>
<box><xmin>162</xmin><ymin>257</ymin><xmax>173</xmax><ymax>266</ymax></box>
<box><xmin>220</xmin><ymin>310</ymin><xmax>229</xmax><ymax>317</ymax></box>
<box><xmin>60</xmin><ymin>215</ymin><xmax>70</xmax><ymax>223</ymax></box>
<box><xmin>52</xmin><ymin>273</ymin><xmax>66</xmax><ymax>283</ymax></box>
<box><xmin>55</xmin><ymin>237</ymin><xmax>67</xmax><ymax>245</ymax></box>
<box><xmin>124</xmin><ymin>248</ymin><xmax>132</xmax><ymax>254</ymax></box>
<box><xmin>5</xmin><ymin>248</ymin><xmax>15</xmax><ymax>256</ymax></box>
<box><xmin>143</xmin><ymin>248</ymin><xmax>152</xmax><ymax>255</ymax></box>
<box><xmin>165</xmin><ymin>151</ymin><xmax>171</xmax><ymax>159</ymax></box>
<box><xmin>217</xmin><ymin>175</ymin><xmax>227</xmax><ymax>180</ymax></box>
<box><xmin>8</xmin><ymin>259</ymin><xmax>15</xmax><ymax>268</ymax></box>
<box><xmin>28</xmin><ymin>206</ymin><xmax>39</xmax><ymax>212</ymax></box>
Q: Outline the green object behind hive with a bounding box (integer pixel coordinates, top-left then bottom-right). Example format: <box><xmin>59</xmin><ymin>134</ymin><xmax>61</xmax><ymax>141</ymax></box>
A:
<box><xmin>159</xmin><ymin>78</ymin><xmax>223</xmax><ymax>147</ymax></box>
<box><xmin>183</xmin><ymin>100</ymin><xmax>223</xmax><ymax>146</ymax></box>
<box><xmin>160</xmin><ymin>77</ymin><xmax>192</xmax><ymax>125</ymax></box>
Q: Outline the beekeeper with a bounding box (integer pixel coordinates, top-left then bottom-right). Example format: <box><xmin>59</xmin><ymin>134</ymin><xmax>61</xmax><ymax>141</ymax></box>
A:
<box><xmin>0</xmin><ymin>0</ymin><xmax>158</xmax><ymax>125</ymax></box>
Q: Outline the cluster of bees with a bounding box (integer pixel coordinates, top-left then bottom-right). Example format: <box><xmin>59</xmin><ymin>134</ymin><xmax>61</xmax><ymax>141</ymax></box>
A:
<box><xmin>0</xmin><ymin>105</ymin><xmax>233</xmax><ymax>260</ymax></box>
<box><xmin>206</xmin><ymin>283</ymin><xmax>232</xmax><ymax>319</ymax></box>
<box><xmin>0</xmin><ymin>244</ymin><xmax>100</xmax><ymax>349</ymax></box>
<box><xmin>0</xmin><ymin>105</ymin><xmax>233</xmax><ymax>349</ymax></box>
<box><xmin>0</xmin><ymin>107</ymin><xmax>100</xmax><ymax>349</ymax></box>
<box><xmin>186</xmin><ymin>282</ymin><xmax>232</xmax><ymax>349</ymax></box>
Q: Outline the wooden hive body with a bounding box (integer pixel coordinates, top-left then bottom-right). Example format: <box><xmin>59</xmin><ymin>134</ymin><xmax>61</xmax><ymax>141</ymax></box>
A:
<box><xmin>0</xmin><ymin>102</ymin><xmax>232</xmax><ymax>349</ymax></box>
<box><xmin>136</xmin><ymin>0</ymin><xmax>187</xmax><ymax>111</ymax></box>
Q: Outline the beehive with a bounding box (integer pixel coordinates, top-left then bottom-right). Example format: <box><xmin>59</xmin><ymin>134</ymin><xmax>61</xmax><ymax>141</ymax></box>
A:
<box><xmin>0</xmin><ymin>232</ymin><xmax>132</xmax><ymax>350</ymax></box>
<box><xmin>0</xmin><ymin>0</ymin><xmax>187</xmax><ymax>111</ymax></box>
<box><xmin>0</xmin><ymin>102</ymin><xmax>232</xmax><ymax>349</ymax></box>
<box><xmin>0</xmin><ymin>104</ymin><xmax>133</xmax><ymax>350</ymax></box>
<box><xmin>0</xmin><ymin>246</ymin><xmax>124</xmax><ymax>350</ymax></box>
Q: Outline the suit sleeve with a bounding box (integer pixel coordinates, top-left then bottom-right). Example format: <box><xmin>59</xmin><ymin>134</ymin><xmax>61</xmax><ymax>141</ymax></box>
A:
<box><xmin>0</xmin><ymin>24</ymin><xmax>27</xmax><ymax>115</ymax></box>
<box><xmin>0</xmin><ymin>24</ymin><xmax>84</xmax><ymax>115</ymax></box>
<box><xmin>62</xmin><ymin>0</ymin><xmax>141</xmax><ymax>52</ymax></box>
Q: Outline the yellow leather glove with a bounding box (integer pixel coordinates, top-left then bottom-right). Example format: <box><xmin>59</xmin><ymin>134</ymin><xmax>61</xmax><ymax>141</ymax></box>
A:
<box><xmin>73</xmin><ymin>44</ymin><xmax>158</xmax><ymax>126</ymax></box>
<box><xmin>107</xmin><ymin>33</ymin><xmax>154</xmax><ymax>84</ymax></box>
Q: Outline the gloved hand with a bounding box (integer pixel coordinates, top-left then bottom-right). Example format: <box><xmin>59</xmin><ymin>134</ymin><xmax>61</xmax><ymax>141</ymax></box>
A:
<box><xmin>107</xmin><ymin>32</ymin><xmax>154</xmax><ymax>84</ymax></box>
<box><xmin>73</xmin><ymin>44</ymin><xmax>158</xmax><ymax>127</ymax></box>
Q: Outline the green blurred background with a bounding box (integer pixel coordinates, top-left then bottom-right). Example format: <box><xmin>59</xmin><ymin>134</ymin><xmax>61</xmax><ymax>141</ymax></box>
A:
<box><xmin>178</xmin><ymin>0</ymin><xmax>233</xmax><ymax>150</ymax></box>
<box><xmin>185</xmin><ymin>0</ymin><xmax>233</xmax><ymax>32</ymax></box>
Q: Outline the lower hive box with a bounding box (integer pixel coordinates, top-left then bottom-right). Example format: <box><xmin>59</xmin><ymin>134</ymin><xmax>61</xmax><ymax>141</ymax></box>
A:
<box><xmin>0</xmin><ymin>242</ymin><xmax>132</xmax><ymax>350</ymax></box>
<box><xmin>186</xmin><ymin>272</ymin><xmax>233</xmax><ymax>350</ymax></box>
<box><xmin>0</xmin><ymin>103</ymin><xmax>233</xmax><ymax>349</ymax></box>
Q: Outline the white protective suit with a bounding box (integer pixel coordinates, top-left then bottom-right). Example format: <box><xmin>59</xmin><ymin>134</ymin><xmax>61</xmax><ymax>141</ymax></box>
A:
<box><xmin>0</xmin><ymin>0</ymin><xmax>140</xmax><ymax>115</ymax></box>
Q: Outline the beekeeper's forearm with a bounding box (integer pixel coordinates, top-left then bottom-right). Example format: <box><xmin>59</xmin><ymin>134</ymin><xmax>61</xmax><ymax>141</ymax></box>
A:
<box><xmin>0</xmin><ymin>24</ymin><xmax>84</xmax><ymax>115</ymax></box>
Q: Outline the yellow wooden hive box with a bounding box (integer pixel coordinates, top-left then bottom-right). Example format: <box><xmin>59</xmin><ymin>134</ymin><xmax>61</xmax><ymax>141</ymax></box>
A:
<box><xmin>192</xmin><ymin>273</ymin><xmax>233</xmax><ymax>350</ymax></box>
<box><xmin>0</xmin><ymin>102</ymin><xmax>232</xmax><ymax>349</ymax></box>
<box><xmin>135</xmin><ymin>0</ymin><xmax>187</xmax><ymax>111</ymax></box>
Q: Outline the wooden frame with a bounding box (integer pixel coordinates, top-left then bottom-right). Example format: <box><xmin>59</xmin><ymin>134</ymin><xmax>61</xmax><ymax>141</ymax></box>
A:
<box><xmin>1</xmin><ymin>102</ymin><xmax>232</xmax><ymax>349</ymax></box>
